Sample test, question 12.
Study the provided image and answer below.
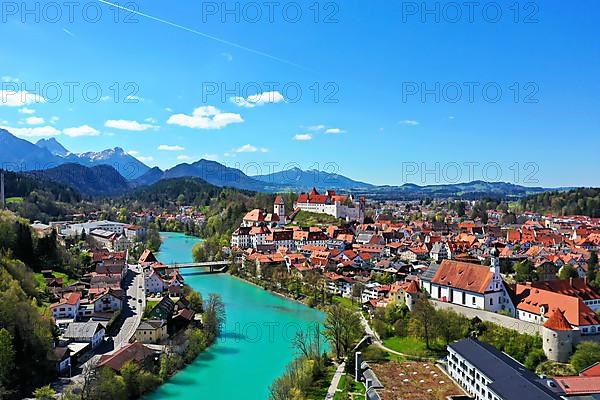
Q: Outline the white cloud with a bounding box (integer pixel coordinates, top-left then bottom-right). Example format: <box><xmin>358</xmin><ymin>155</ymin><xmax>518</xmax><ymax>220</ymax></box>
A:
<box><xmin>231</xmin><ymin>91</ymin><xmax>285</xmax><ymax>108</ymax></box>
<box><xmin>50</xmin><ymin>116</ymin><xmax>59</xmax><ymax>124</ymax></box>
<box><xmin>399</xmin><ymin>120</ymin><xmax>420</xmax><ymax>126</ymax></box>
<box><xmin>137</xmin><ymin>156</ymin><xmax>154</xmax><ymax>162</ymax></box>
<box><xmin>223</xmin><ymin>152</ymin><xmax>236</xmax><ymax>158</ymax></box>
<box><xmin>127</xmin><ymin>150</ymin><xmax>139</xmax><ymax>156</ymax></box>
<box><xmin>25</xmin><ymin>116</ymin><xmax>44</xmax><ymax>125</ymax></box>
<box><xmin>63</xmin><ymin>125</ymin><xmax>100</xmax><ymax>137</ymax></box>
<box><xmin>165</xmin><ymin>107</ymin><xmax>173</xmax><ymax>112</ymax></box>
<box><xmin>100</xmin><ymin>96</ymin><xmax>111</xmax><ymax>102</ymax></box>
<box><xmin>449</xmin><ymin>116</ymin><xmax>455</xmax><ymax>120</ymax></box>
<box><xmin>293</xmin><ymin>134</ymin><xmax>313</xmax><ymax>141</ymax></box>
<box><xmin>105</xmin><ymin>119</ymin><xmax>158</xmax><ymax>131</ymax></box>
<box><xmin>235</xmin><ymin>144</ymin><xmax>258</xmax><ymax>153</ymax></box>
<box><xmin>126</xmin><ymin>95</ymin><xmax>144</xmax><ymax>102</ymax></box>
<box><xmin>176</xmin><ymin>155</ymin><xmax>193</xmax><ymax>161</ymax></box>
<box><xmin>1</xmin><ymin>125</ymin><xmax>60</xmax><ymax>138</ymax></box>
<box><xmin>167</xmin><ymin>106</ymin><xmax>243</xmax><ymax>130</ymax></box>
<box><xmin>260</xmin><ymin>148</ymin><xmax>269</xmax><ymax>153</ymax></box>
<box><xmin>145</xmin><ymin>117</ymin><xmax>158</xmax><ymax>124</ymax></box>
<box><xmin>0</xmin><ymin>90</ymin><xmax>45</xmax><ymax>107</ymax></box>
<box><xmin>325</xmin><ymin>128</ymin><xmax>345</xmax><ymax>134</ymax></box>
<box><xmin>1</xmin><ymin>76</ymin><xmax>19</xmax><ymax>83</ymax></box>
<box><xmin>307</xmin><ymin>124</ymin><xmax>326</xmax><ymax>131</ymax></box>
<box><xmin>220</xmin><ymin>52</ymin><xmax>233</xmax><ymax>62</ymax></box>
<box><xmin>158</xmin><ymin>144</ymin><xmax>184</xmax><ymax>151</ymax></box>
<box><xmin>18</xmin><ymin>107</ymin><xmax>35</xmax><ymax>114</ymax></box>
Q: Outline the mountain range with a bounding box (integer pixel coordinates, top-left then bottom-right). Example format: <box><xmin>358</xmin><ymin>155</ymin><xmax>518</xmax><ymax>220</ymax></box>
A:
<box><xmin>0</xmin><ymin>129</ymin><xmax>569</xmax><ymax>198</ymax></box>
<box><xmin>0</xmin><ymin>129</ymin><xmax>150</xmax><ymax>179</ymax></box>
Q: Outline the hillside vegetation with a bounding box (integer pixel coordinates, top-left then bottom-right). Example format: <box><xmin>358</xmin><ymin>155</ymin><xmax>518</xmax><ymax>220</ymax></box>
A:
<box><xmin>518</xmin><ymin>188</ymin><xmax>600</xmax><ymax>217</ymax></box>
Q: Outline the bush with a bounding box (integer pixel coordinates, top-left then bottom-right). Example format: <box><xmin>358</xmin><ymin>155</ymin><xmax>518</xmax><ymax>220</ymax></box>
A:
<box><xmin>570</xmin><ymin>342</ymin><xmax>600</xmax><ymax>372</ymax></box>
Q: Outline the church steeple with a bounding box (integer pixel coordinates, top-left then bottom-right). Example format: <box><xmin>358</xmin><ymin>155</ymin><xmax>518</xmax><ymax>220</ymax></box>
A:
<box><xmin>274</xmin><ymin>195</ymin><xmax>285</xmax><ymax>226</ymax></box>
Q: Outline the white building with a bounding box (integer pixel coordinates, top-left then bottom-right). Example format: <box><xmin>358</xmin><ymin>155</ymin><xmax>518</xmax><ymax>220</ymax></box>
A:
<box><xmin>294</xmin><ymin>188</ymin><xmax>365</xmax><ymax>223</ymax></box>
<box><xmin>447</xmin><ymin>338</ymin><xmax>561</xmax><ymax>400</ymax></box>
<box><xmin>420</xmin><ymin>250</ymin><xmax>514</xmax><ymax>315</ymax></box>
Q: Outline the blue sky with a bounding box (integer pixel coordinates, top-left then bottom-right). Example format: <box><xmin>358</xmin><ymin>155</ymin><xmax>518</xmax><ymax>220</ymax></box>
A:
<box><xmin>0</xmin><ymin>0</ymin><xmax>599</xmax><ymax>187</ymax></box>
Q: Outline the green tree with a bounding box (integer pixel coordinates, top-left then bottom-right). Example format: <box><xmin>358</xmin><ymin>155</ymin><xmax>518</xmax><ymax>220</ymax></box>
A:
<box><xmin>188</xmin><ymin>290</ymin><xmax>204</xmax><ymax>313</ymax></box>
<box><xmin>323</xmin><ymin>304</ymin><xmax>362</xmax><ymax>359</ymax></box>
<box><xmin>408</xmin><ymin>294</ymin><xmax>439</xmax><ymax>349</ymax></box>
<box><xmin>146</xmin><ymin>225</ymin><xmax>162</xmax><ymax>252</ymax></box>
<box><xmin>33</xmin><ymin>385</ymin><xmax>55</xmax><ymax>400</ymax></box>
<box><xmin>0</xmin><ymin>328</ymin><xmax>15</xmax><ymax>387</ymax></box>
<box><xmin>588</xmin><ymin>252</ymin><xmax>598</xmax><ymax>284</ymax></box>
<box><xmin>437</xmin><ymin>309</ymin><xmax>468</xmax><ymax>346</ymax></box>
<box><xmin>514</xmin><ymin>260</ymin><xmax>538</xmax><ymax>283</ymax></box>
<box><xmin>559</xmin><ymin>264</ymin><xmax>579</xmax><ymax>280</ymax></box>
<box><xmin>203</xmin><ymin>293</ymin><xmax>226</xmax><ymax>342</ymax></box>
<box><xmin>570</xmin><ymin>342</ymin><xmax>600</xmax><ymax>372</ymax></box>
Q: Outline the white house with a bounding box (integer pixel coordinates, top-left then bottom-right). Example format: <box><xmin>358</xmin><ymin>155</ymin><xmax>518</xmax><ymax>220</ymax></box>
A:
<box><xmin>420</xmin><ymin>250</ymin><xmax>514</xmax><ymax>315</ymax></box>
<box><xmin>63</xmin><ymin>321</ymin><xmax>105</xmax><ymax>349</ymax></box>
<box><xmin>50</xmin><ymin>292</ymin><xmax>82</xmax><ymax>321</ymax></box>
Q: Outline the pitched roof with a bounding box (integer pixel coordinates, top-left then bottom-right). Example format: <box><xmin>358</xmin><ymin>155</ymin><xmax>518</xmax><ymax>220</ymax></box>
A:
<box><xmin>431</xmin><ymin>259</ymin><xmax>493</xmax><ymax>294</ymax></box>
<box><xmin>554</xmin><ymin>376</ymin><xmax>600</xmax><ymax>395</ymax></box>
<box><xmin>449</xmin><ymin>338</ymin><xmax>561</xmax><ymax>400</ymax></box>
<box><xmin>64</xmin><ymin>322</ymin><xmax>104</xmax><ymax>340</ymax></box>
<box><xmin>580</xmin><ymin>362</ymin><xmax>600</xmax><ymax>377</ymax></box>
<box><xmin>98</xmin><ymin>342</ymin><xmax>156</xmax><ymax>371</ymax></box>
<box><xmin>543</xmin><ymin>309</ymin><xmax>572</xmax><ymax>331</ymax></box>
<box><xmin>139</xmin><ymin>249</ymin><xmax>158</xmax><ymax>264</ymax></box>
<box><xmin>514</xmin><ymin>284</ymin><xmax>600</xmax><ymax>327</ymax></box>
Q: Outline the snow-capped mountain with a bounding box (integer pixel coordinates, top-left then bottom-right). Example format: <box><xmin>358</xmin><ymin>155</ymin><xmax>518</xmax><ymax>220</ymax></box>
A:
<box><xmin>35</xmin><ymin>138</ymin><xmax>71</xmax><ymax>157</ymax></box>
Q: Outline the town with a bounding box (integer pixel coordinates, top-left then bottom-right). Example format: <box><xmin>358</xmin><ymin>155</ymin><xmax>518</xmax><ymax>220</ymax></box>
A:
<box><xmin>226</xmin><ymin>188</ymin><xmax>600</xmax><ymax>399</ymax></box>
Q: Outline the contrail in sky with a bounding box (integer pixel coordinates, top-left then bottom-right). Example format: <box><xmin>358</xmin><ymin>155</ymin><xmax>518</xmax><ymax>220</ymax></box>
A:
<box><xmin>97</xmin><ymin>0</ymin><xmax>305</xmax><ymax>70</ymax></box>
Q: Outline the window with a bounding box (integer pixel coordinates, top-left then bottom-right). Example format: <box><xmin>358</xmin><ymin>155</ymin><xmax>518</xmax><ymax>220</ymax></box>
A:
<box><xmin>472</xmin><ymin>296</ymin><xmax>476</xmax><ymax>305</ymax></box>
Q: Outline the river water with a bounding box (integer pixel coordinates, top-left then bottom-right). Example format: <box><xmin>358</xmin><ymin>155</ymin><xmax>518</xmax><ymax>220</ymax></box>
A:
<box><xmin>146</xmin><ymin>232</ymin><xmax>325</xmax><ymax>399</ymax></box>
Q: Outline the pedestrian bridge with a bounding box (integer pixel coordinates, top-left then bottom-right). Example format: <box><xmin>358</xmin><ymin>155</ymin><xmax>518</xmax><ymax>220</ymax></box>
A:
<box><xmin>167</xmin><ymin>260</ymin><xmax>231</xmax><ymax>273</ymax></box>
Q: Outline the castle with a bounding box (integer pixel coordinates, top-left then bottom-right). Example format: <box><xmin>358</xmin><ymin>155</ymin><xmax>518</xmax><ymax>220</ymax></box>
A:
<box><xmin>294</xmin><ymin>188</ymin><xmax>365</xmax><ymax>223</ymax></box>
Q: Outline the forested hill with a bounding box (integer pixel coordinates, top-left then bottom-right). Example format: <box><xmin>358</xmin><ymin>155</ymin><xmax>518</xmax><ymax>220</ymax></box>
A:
<box><xmin>1</xmin><ymin>169</ymin><xmax>91</xmax><ymax>222</ymax></box>
<box><xmin>118</xmin><ymin>177</ymin><xmax>277</xmax><ymax>241</ymax></box>
<box><xmin>519</xmin><ymin>188</ymin><xmax>600</xmax><ymax>217</ymax></box>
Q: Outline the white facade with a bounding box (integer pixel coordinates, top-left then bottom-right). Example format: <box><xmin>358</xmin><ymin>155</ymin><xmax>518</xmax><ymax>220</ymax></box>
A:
<box><xmin>447</xmin><ymin>346</ymin><xmax>501</xmax><ymax>400</ymax></box>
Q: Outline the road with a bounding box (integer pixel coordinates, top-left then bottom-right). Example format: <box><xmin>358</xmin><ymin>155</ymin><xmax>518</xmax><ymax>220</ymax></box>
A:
<box><xmin>57</xmin><ymin>263</ymin><xmax>145</xmax><ymax>390</ymax></box>
<box><xmin>325</xmin><ymin>361</ymin><xmax>346</xmax><ymax>399</ymax></box>
<box><xmin>113</xmin><ymin>264</ymin><xmax>145</xmax><ymax>348</ymax></box>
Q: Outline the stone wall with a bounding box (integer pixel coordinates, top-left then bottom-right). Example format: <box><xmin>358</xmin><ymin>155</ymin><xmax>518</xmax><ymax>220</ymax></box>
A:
<box><xmin>432</xmin><ymin>300</ymin><xmax>543</xmax><ymax>336</ymax></box>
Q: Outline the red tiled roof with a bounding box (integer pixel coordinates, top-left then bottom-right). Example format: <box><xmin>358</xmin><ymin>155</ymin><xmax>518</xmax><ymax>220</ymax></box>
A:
<box><xmin>98</xmin><ymin>343</ymin><xmax>156</xmax><ymax>371</ymax></box>
<box><xmin>581</xmin><ymin>362</ymin><xmax>600</xmax><ymax>377</ymax></box>
<box><xmin>431</xmin><ymin>259</ymin><xmax>492</xmax><ymax>294</ymax></box>
<box><xmin>554</xmin><ymin>376</ymin><xmax>600</xmax><ymax>395</ymax></box>
<box><xmin>543</xmin><ymin>309</ymin><xmax>572</xmax><ymax>331</ymax></box>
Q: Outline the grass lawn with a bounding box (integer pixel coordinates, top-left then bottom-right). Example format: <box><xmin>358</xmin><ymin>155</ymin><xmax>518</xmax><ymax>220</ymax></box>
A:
<box><xmin>334</xmin><ymin>373</ymin><xmax>366</xmax><ymax>400</ymax></box>
<box><xmin>34</xmin><ymin>271</ymin><xmax>77</xmax><ymax>290</ymax></box>
<box><xmin>306</xmin><ymin>363</ymin><xmax>336</xmax><ymax>400</ymax></box>
<box><xmin>383</xmin><ymin>336</ymin><xmax>445</xmax><ymax>358</ymax></box>
<box><xmin>293</xmin><ymin>210</ymin><xmax>342</xmax><ymax>227</ymax></box>
<box><xmin>6</xmin><ymin>197</ymin><xmax>24</xmax><ymax>204</ymax></box>
<box><xmin>332</xmin><ymin>296</ymin><xmax>360</xmax><ymax>310</ymax></box>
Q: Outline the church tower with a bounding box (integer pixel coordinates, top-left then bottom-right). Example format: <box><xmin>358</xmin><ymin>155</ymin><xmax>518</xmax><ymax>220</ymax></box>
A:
<box><xmin>274</xmin><ymin>195</ymin><xmax>285</xmax><ymax>226</ymax></box>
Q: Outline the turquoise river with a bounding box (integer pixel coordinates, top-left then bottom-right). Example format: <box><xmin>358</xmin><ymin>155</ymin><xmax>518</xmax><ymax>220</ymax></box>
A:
<box><xmin>146</xmin><ymin>232</ymin><xmax>326</xmax><ymax>399</ymax></box>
